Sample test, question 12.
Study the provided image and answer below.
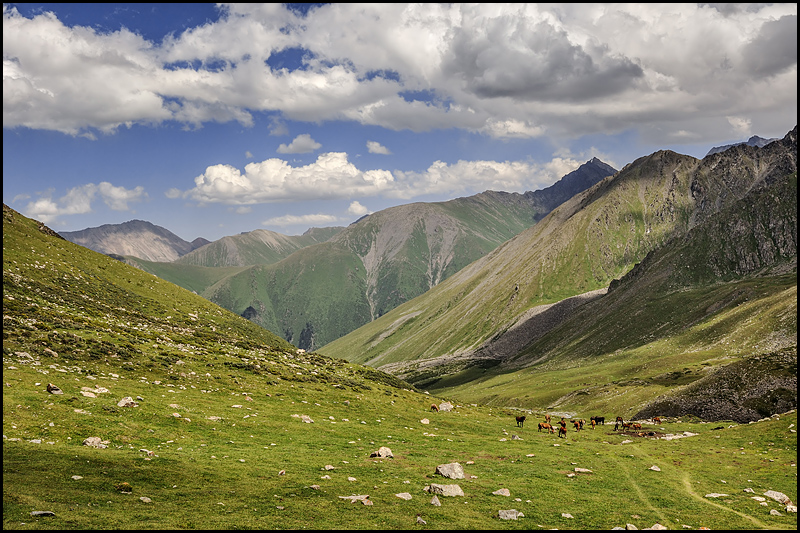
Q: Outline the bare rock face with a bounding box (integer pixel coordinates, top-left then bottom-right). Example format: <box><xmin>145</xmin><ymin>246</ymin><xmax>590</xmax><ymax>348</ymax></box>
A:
<box><xmin>59</xmin><ymin>220</ymin><xmax>203</xmax><ymax>262</ymax></box>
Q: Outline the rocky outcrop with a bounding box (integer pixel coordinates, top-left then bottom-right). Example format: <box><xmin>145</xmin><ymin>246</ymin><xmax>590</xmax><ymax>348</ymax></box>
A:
<box><xmin>633</xmin><ymin>347</ymin><xmax>797</xmax><ymax>422</ymax></box>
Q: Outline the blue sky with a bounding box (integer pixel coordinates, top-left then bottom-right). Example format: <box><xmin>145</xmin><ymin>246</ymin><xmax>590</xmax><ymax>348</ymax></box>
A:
<box><xmin>3</xmin><ymin>3</ymin><xmax>797</xmax><ymax>242</ymax></box>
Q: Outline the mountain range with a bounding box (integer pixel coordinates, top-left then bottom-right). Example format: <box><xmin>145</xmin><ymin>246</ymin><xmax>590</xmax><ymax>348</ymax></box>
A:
<box><xmin>320</xmin><ymin>126</ymin><xmax>797</xmax><ymax>416</ymax></box>
<box><xmin>704</xmin><ymin>134</ymin><xmax>779</xmax><ymax>157</ymax></box>
<box><xmin>62</xmin><ymin>157</ymin><xmax>617</xmax><ymax>350</ymax></box>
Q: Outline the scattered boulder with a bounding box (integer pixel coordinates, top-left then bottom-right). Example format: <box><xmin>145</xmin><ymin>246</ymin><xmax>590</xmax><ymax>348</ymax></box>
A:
<box><xmin>498</xmin><ymin>509</ymin><xmax>522</xmax><ymax>520</ymax></box>
<box><xmin>704</xmin><ymin>493</ymin><xmax>728</xmax><ymax>498</ymax></box>
<box><xmin>139</xmin><ymin>497</ymin><xmax>152</xmax><ymax>503</ymax></box>
<box><xmin>435</xmin><ymin>462</ymin><xmax>464</xmax><ymax>479</ymax></box>
<box><xmin>117</xmin><ymin>397</ymin><xmax>138</xmax><ymax>408</ymax></box>
<box><xmin>574</xmin><ymin>468</ymin><xmax>592</xmax><ymax>473</ymax></box>
<box><xmin>82</xmin><ymin>437</ymin><xmax>108</xmax><ymax>449</ymax></box>
<box><xmin>764</xmin><ymin>490</ymin><xmax>792</xmax><ymax>505</ymax></box>
<box><xmin>339</xmin><ymin>495</ymin><xmax>370</xmax><ymax>503</ymax></box>
<box><xmin>370</xmin><ymin>446</ymin><xmax>393</xmax><ymax>458</ymax></box>
<box><xmin>416</xmin><ymin>515</ymin><xmax>427</xmax><ymax>525</ymax></box>
<box><xmin>492</xmin><ymin>488</ymin><xmax>511</xmax><ymax>496</ymax></box>
<box><xmin>430</xmin><ymin>495</ymin><xmax>441</xmax><ymax>506</ymax></box>
<box><xmin>562</xmin><ymin>513</ymin><xmax>574</xmax><ymax>518</ymax></box>
<box><xmin>425</xmin><ymin>483</ymin><xmax>464</xmax><ymax>497</ymax></box>
<box><xmin>420</xmin><ymin>418</ymin><xmax>430</xmax><ymax>425</ymax></box>
<box><xmin>438</xmin><ymin>402</ymin><xmax>454</xmax><ymax>412</ymax></box>
<box><xmin>46</xmin><ymin>383</ymin><xmax>63</xmax><ymax>395</ymax></box>
<box><xmin>395</xmin><ymin>493</ymin><xmax>412</xmax><ymax>500</ymax></box>
<box><xmin>30</xmin><ymin>511</ymin><xmax>55</xmax><ymax>517</ymax></box>
<box><xmin>649</xmin><ymin>465</ymin><xmax>661</xmax><ymax>472</ymax></box>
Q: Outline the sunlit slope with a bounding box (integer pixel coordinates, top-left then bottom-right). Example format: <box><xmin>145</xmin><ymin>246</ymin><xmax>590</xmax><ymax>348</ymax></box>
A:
<box><xmin>2</xmin><ymin>204</ymin><xmax>295</xmax><ymax>360</ymax></box>
<box><xmin>202</xmin><ymin>241</ymin><xmax>372</xmax><ymax>350</ymax></box>
<box><xmin>320</xmin><ymin>128</ymin><xmax>798</xmax><ymax>371</ymax></box>
<box><xmin>113</xmin><ymin>256</ymin><xmax>249</xmax><ymax>296</ymax></box>
<box><xmin>197</xmin><ymin>187</ymin><xmax>598</xmax><ymax>351</ymax></box>
<box><xmin>426</xmin><ymin>189</ymin><xmax>796</xmax><ymax>411</ymax></box>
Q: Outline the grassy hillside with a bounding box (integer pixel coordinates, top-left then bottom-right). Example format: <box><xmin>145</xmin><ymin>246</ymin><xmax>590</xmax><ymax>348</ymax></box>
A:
<box><xmin>175</xmin><ymin>227</ymin><xmax>344</xmax><ymax>268</ymax></box>
<box><xmin>3</xmin><ymin>204</ymin><xmax>797</xmax><ymax>530</ymax></box>
<box><xmin>320</xmin><ymin>130</ymin><xmax>797</xmax><ymax>373</ymax></box>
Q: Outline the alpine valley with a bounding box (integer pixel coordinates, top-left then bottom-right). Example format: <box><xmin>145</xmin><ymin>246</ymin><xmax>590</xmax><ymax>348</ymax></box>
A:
<box><xmin>2</xmin><ymin>128</ymin><xmax>796</xmax><ymax>530</ymax></box>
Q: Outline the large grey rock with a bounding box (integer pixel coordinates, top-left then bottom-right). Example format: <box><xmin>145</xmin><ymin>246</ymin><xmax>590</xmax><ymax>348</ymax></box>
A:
<box><xmin>438</xmin><ymin>402</ymin><xmax>454</xmax><ymax>412</ymax></box>
<box><xmin>498</xmin><ymin>509</ymin><xmax>522</xmax><ymax>520</ymax></box>
<box><xmin>370</xmin><ymin>446</ymin><xmax>393</xmax><ymax>458</ymax></box>
<box><xmin>764</xmin><ymin>490</ymin><xmax>792</xmax><ymax>505</ymax></box>
<box><xmin>435</xmin><ymin>462</ymin><xmax>464</xmax><ymax>479</ymax></box>
<box><xmin>425</xmin><ymin>483</ymin><xmax>464</xmax><ymax>497</ymax></box>
<box><xmin>82</xmin><ymin>437</ymin><xmax>107</xmax><ymax>449</ymax></box>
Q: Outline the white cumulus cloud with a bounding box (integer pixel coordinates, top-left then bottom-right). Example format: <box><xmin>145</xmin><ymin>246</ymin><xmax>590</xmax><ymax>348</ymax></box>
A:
<box><xmin>184</xmin><ymin>152</ymin><xmax>395</xmax><ymax>204</ymax></box>
<box><xmin>23</xmin><ymin>181</ymin><xmax>147</xmax><ymax>223</ymax></box>
<box><xmin>366</xmin><ymin>140</ymin><xmax>391</xmax><ymax>154</ymax></box>
<box><xmin>3</xmin><ymin>4</ymin><xmax>794</xmax><ymax>143</ymax></box>
<box><xmin>277</xmin><ymin>133</ymin><xmax>322</xmax><ymax>154</ymax></box>
<box><xmin>262</xmin><ymin>213</ymin><xmax>341</xmax><ymax>227</ymax></box>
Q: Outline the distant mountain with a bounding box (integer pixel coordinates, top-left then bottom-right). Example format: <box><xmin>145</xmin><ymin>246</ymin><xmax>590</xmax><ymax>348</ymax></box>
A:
<box><xmin>193</xmin><ymin>158</ymin><xmax>617</xmax><ymax>350</ymax></box>
<box><xmin>320</xmin><ymin>126</ymin><xmax>797</xmax><ymax>413</ymax></box>
<box><xmin>175</xmin><ymin>226</ymin><xmax>345</xmax><ymax>267</ymax></box>
<box><xmin>59</xmin><ymin>219</ymin><xmax>207</xmax><ymax>263</ymax></box>
<box><xmin>705</xmin><ymin>135</ymin><xmax>778</xmax><ymax>157</ymax></box>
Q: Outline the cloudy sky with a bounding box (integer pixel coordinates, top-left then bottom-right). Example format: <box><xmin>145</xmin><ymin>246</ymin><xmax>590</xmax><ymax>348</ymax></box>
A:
<box><xmin>3</xmin><ymin>3</ymin><xmax>797</xmax><ymax>241</ymax></box>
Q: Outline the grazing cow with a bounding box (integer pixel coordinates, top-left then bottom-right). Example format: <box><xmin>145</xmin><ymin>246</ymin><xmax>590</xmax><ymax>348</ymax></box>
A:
<box><xmin>430</xmin><ymin>404</ymin><xmax>439</xmax><ymax>412</ymax></box>
<box><xmin>632</xmin><ymin>423</ymin><xmax>642</xmax><ymax>430</ymax></box>
<box><xmin>516</xmin><ymin>415</ymin><xmax>526</xmax><ymax>428</ymax></box>
<box><xmin>559</xmin><ymin>418</ymin><xmax>567</xmax><ymax>429</ymax></box>
<box><xmin>614</xmin><ymin>416</ymin><xmax>624</xmax><ymax>431</ymax></box>
<box><xmin>558</xmin><ymin>426</ymin><xmax>567</xmax><ymax>438</ymax></box>
<box><xmin>590</xmin><ymin>418</ymin><xmax>596</xmax><ymax>430</ymax></box>
<box><xmin>591</xmin><ymin>416</ymin><xmax>605</xmax><ymax>425</ymax></box>
<box><xmin>653</xmin><ymin>417</ymin><xmax>662</xmax><ymax>424</ymax></box>
<box><xmin>572</xmin><ymin>420</ymin><xmax>582</xmax><ymax>432</ymax></box>
<box><xmin>579</xmin><ymin>419</ymin><xmax>585</xmax><ymax>429</ymax></box>
<box><xmin>538</xmin><ymin>422</ymin><xmax>554</xmax><ymax>433</ymax></box>
<box><xmin>544</xmin><ymin>414</ymin><xmax>551</xmax><ymax>424</ymax></box>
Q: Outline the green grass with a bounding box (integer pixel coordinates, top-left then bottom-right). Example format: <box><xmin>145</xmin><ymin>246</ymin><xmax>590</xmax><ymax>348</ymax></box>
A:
<box><xmin>3</xmin><ymin>357</ymin><xmax>797</xmax><ymax>530</ymax></box>
<box><xmin>3</xmin><ymin>203</ymin><xmax>798</xmax><ymax>529</ymax></box>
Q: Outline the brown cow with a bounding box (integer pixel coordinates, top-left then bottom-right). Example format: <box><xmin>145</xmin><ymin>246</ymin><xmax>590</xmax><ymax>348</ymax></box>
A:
<box><xmin>516</xmin><ymin>415</ymin><xmax>526</xmax><ymax>428</ymax></box>
<box><xmin>544</xmin><ymin>414</ymin><xmax>551</xmax><ymax>424</ymax></box>
<box><xmin>558</xmin><ymin>426</ymin><xmax>567</xmax><ymax>438</ymax></box>
<box><xmin>653</xmin><ymin>417</ymin><xmax>662</xmax><ymax>424</ymax></box>
<box><xmin>614</xmin><ymin>416</ymin><xmax>624</xmax><ymax>431</ymax></box>
<box><xmin>632</xmin><ymin>423</ymin><xmax>642</xmax><ymax>430</ymax></box>
<box><xmin>590</xmin><ymin>418</ymin><xmax>596</xmax><ymax>430</ymax></box>
<box><xmin>572</xmin><ymin>420</ymin><xmax>582</xmax><ymax>432</ymax></box>
<box><xmin>430</xmin><ymin>404</ymin><xmax>439</xmax><ymax>412</ymax></box>
<box><xmin>538</xmin><ymin>422</ymin><xmax>554</xmax><ymax>433</ymax></box>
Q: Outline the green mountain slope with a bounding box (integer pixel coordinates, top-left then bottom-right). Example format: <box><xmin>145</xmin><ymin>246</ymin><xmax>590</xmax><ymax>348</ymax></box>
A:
<box><xmin>412</xmin><ymin>161</ymin><xmax>796</xmax><ymax>417</ymax></box>
<box><xmin>196</xmin><ymin>159</ymin><xmax>617</xmax><ymax>350</ymax></box>
<box><xmin>319</xmin><ymin>127</ymin><xmax>797</xmax><ymax>399</ymax></box>
<box><xmin>174</xmin><ymin>226</ymin><xmax>344</xmax><ymax>267</ymax></box>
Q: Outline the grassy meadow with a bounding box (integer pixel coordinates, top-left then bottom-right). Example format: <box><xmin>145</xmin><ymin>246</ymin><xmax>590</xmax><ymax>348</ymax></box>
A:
<box><xmin>3</xmin><ymin>354</ymin><xmax>797</xmax><ymax>530</ymax></box>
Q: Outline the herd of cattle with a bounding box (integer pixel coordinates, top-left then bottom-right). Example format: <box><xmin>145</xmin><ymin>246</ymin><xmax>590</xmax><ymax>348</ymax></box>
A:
<box><xmin>512</xmin><ymin>414</ymin><xmax>664</xmax><ymax>438</ymax></box>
